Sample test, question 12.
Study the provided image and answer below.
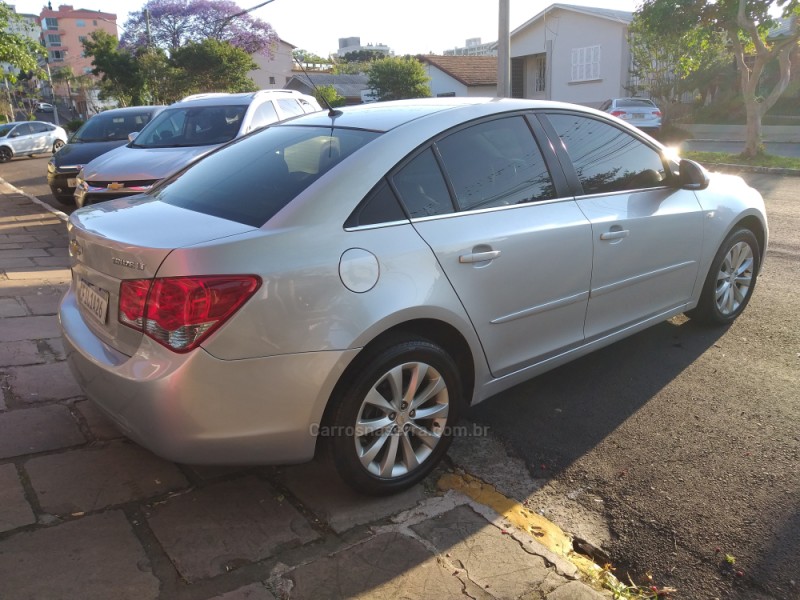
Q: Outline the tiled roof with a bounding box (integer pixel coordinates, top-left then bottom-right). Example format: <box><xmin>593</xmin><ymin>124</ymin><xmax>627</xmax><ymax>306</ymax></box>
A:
<box><xmin>419</xmin><ymin>55</ymin><xmax>497</xmax><ymax>87</ymax></box>
<box><xmin>287</xmin><ymin>73</ymin><xmax>369</xmax><ymax>98</ymax></box>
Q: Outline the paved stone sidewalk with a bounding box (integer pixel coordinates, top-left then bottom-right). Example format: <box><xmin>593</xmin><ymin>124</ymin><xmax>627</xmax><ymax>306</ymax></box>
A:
<box><xmin>0</xmin><ymin>183</ymin><xmax>608</xmax><ymax>600</ymax></box>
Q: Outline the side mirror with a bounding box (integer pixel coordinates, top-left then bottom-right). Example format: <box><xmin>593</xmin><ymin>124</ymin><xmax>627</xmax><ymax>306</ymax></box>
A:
<box><xmin>128</xmin><ymin>131</ymin><xmax>139</xmax><ymax>142</ymax></box>
<box><xmin>679</xmin><ymin>159</ymin><xmax>710</xmax><ymax>191</ymax></box>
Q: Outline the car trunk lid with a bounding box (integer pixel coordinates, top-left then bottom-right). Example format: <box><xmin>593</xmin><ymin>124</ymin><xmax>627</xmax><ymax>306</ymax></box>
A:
<box><xmin>67</xmin><ymin>197</ymin><xmax>257</xmax><ymax>356</ymax></box>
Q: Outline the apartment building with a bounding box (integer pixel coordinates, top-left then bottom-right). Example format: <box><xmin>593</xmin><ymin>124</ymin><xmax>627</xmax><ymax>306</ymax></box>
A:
<box><xmin>38</xmin><ymin>4</ymin><xmax>117</xmax><ymax>76</ymax></box>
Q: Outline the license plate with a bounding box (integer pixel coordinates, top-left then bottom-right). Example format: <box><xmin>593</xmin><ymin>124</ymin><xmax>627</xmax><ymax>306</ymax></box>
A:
<box><xmin>631</xmin><ymin>113</ymin><xmax>645</xmax><ymax>119</ymax></box>
<box><xmin>67</xmin><ymin>178</ymin><xmax>78</xmax><ymax>187</ymax></box>
<box><xmin>78</xmin><ymin>279</ymin><xmax>109</xmax><ymax>324</ymax></box>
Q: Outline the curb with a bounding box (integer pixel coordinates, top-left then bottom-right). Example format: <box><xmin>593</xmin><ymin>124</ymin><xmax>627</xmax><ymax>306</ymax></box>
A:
<box><xmin>0</xmin><ymin>177</ymin><xmax>69</xmax><ymax>222</ymax></box>
<box><xmin>698</xmin><ymin>162</ymin><xmax>800</xmax><ymax>177</ymax></box>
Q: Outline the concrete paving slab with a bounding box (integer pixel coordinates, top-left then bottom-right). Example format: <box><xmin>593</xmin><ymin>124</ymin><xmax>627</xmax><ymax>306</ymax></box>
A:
<box><xmin>411</xmin><ymin>505</ymin><xmax>563</xmax><ymax>599</ymax></box>
<box><xmin>0</xmin><ymin>404</ymin><xmax>84</xmax><ymax>459</ymax></box>
<box><xmin>6</xmin><ymin>360</ymin><xmax>83</xmax><ymax>403</ymax></box>
<box><xmin>146</xmin><ymin>477</ymin><xmax>319</xmax><ymax>582</ymax></box>
<box><xmin>284</xmin><ymin>531</ymin><xmax>469</xmax><ymax>599</ymax></box>
<box><xmin>545</xmin><ymin>580</ymin><xmax>608</xmax><ymax>599</ymax></box>
<box><xmin>74</xmin><ymin>399</ymin><xmax>122</xmax><ymax>441</ymax></box>
<box><xmin>0</xmin><ymin>510</ymin><xmax>159</xmax><ymax>600</ymax></box>
<box><xmin>0</xmin><ymin>314</ymin><xmax>61</xmax><ymax>342</ymax></box>
<box><xmin>25</xmin><ymin>441</ymin><xmax>189</xmax><ymax>515</ymax></box>
<box><xmin>0</xmin><ymin>463</ymin><xmax>36</xmax><ymax>533</ymax></box>
<box><xmin>20</xmin><ymin>289</ymin><xmax>67</xmax><ymax>315</ymax></box>
<box><xmin>0</xmin><ymin>340</ymin><xmax>45</xmax><ymax>367</ymax></box>
<box><xmin>208</xmin><ymin>583</ymin><xmax>276</xmax><ymax>600</ymax></box>
<box><xmin>0</xmin><ymin>296</ymin><xmax>27</xmax><ymax>317</ymax></box>
<box><xmin>4</xmin><ymin>268</ymin><xmax>71</xmax><ymax>282</ymax></box>
<box><xmin>278</xmin><ymin>460</ymin><xmax>426</xmax><ymax>534</ymax></box>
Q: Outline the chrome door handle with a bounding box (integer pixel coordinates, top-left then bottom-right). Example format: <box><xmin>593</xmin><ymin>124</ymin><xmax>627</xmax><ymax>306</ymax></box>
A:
<box><xmin>459</xmin><ymin>250</ymin><xmax>502</xmax><ymax>263</ymax></box>
<box><xmin>600</xmin><ymin>229</ymin><xmax>630</xmax><ymax>241</ymax></box>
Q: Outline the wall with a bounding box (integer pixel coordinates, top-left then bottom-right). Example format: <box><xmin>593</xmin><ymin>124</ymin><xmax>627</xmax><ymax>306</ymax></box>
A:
<box><xmin>512</xmin><ymin>8</ymin><xmax>630</xmax><ymax>107</ymax></box>
<box><xmin>249</xmin><ymin>39</ymin><xmax>295</xmax><ymax>89</ymax></box>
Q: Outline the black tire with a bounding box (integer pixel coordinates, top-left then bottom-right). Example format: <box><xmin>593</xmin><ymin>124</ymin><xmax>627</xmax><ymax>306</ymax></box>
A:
<box><xmin>326</xmin><ymin>338</ymin><xmax>463</xmax><ymax>495</ymax></box>
<box><xmin>56</xmin><ymin>194</ymin><xmax>75</xmax><ymax>206</ymax></box>
<box><xmin>0</xmin><ymin>147</ymin><xmax>12</xmax><ymax>163</ymax></box>
<box><xmin>688</xmin><ymin>228</ymin><xmax>760</xmax><ymax>325</ymax></box>
<box><xmin>53</xmin><ymin>140</ymin><xmax>65</xmax><ymax>153</ymax></box>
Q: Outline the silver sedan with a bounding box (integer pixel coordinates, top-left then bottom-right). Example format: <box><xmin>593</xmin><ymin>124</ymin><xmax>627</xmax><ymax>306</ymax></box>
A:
<box><xmin>60</xmin><ymin>98</ymin><xmax>767</xmax><ymax>495</ymax></box>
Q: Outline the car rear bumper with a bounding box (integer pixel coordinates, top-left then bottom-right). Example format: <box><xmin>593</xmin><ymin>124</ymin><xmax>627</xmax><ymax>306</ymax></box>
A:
<box><xmin>59</xmin><ymin>288</ymin><xmax>359</xmax><ymax>465</ymax></box>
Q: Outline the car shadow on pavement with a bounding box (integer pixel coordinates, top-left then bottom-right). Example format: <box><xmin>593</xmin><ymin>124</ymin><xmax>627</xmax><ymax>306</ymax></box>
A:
<box><xmin>464</xmin><ymin>315</ymin><xmax>729</xmax><ymax>486</ymax></box>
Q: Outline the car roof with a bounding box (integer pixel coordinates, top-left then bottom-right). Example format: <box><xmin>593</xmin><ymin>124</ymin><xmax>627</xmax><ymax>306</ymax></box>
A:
<box><xmin>172</xmin><ymin>89</ymin><xmax>315</xmax><ymax>108</ymax></box>
<box><xmin>288</xmin><ymin>97</ymin><xmax>601</xmax><ymax>133</ymax></box>
<box><xmin>91</xmin><ymin>106</ymin><xmax>166</xmax><ymax>116</ymax></box>
<box><xmin>3</xmin><ymin>120</ymin><xmax>56</xmax><ymax>126</ymax></box>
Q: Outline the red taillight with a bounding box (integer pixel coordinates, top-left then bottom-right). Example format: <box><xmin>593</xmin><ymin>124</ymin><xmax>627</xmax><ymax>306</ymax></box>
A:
<box><xmin>653</xmin><ymin>111</ymin><xmax>662</xmax><ymax>117</ymax></box>
<box><xmin>119</xmin><ymin>275</ymin><xmax>261</xmax><ymax>353</ymax></box>
<box><xmin>610</xmin><ymin>110</ymin><xmax>626</xmax><ymax>117</ymax></box>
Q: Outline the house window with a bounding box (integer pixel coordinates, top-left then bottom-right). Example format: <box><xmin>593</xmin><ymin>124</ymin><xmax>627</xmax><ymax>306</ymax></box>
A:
<box><xmin>50</xmin><ymin>50</ymin><xmax>65</xmax><ymax>61</ymax></box>
<box><xmin>45</xmin><ymin>17</ymin><xmax>58</xmax><ymax>30</ymax></box>
<box><xmin>47</xmin><ymin>34</ymin><xmax>62</xmax><ymax>46</ymax></box>
<box><xmin>571</xmin><ymin>45</ymin><xmax>601</xmax><ymax>82</ymax></box>
<box><xmin>76</xmin><ymin>19</ymin><xmax>85</xmax><ymax>27</ymax></box>
<box><xmin>93</xmin><ymin>20</ymin><xmax>98</xmax><ymax>25</ymax></box>
<box><xmin>269</xmin><ymin>76</ymin><xmax>275</xmax><ymax>84</ymax></box>
<box><xmin>79</xmin><ymin>36</ymin><xmax>86</xmax><ymax>42</ymax></box>
<box><xmin>83</xmin><ymin>67</ymin><xmax>92</xmax><ymax>74</ymax></box>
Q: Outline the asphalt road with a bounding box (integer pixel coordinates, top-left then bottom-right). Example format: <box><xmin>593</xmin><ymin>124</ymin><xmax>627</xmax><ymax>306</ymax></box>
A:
<box><xmin>1</xmin><ymin>159</ymin><xmax>798</xmax><ymax>599</ymax></box>
<box><xmin>468</xmin><ymin>172</ymin><xmax>799</xmax><ymax>599</ymax></box>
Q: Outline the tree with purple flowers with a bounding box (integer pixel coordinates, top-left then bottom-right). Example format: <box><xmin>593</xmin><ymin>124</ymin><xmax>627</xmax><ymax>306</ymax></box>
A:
<box><xmin>121</xmin><ymin>0</ymin><xmax>278</xmax><ymax>57</ymax></box>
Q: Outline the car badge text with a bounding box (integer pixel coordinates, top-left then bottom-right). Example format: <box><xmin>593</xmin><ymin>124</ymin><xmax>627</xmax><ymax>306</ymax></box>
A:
<box><xmin>112</xmin><ymin>257</ymin><xmax>146</xmax><ymax>270</ymax></box>
<box><xmin>107</xmin><ymin>182</ymin><xmax>125</xmax><ymax>190</ymax></box>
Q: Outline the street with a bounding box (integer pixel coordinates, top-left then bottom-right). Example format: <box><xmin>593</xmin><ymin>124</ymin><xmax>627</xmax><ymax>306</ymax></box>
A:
<box><xmin>1</xmin><ymin>159</ymin><xmax>798</xmax><ymax>599</ymax></box>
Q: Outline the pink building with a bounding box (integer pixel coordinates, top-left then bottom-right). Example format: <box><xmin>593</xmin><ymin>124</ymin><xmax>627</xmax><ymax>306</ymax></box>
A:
<box><xmin>38</xmin><ymin>4</ymin><xmax>118</xmax><ymax>76</ymax></box>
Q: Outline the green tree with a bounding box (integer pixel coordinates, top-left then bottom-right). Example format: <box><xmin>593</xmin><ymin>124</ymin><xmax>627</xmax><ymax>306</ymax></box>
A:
<box><xmin>170</xmin><ymin>39</ymin><xmax>257</xmax><ymax>94</ymax></box>
<box><xmin>628</xmin><ymin>13</ymin><xmax>730</xmax><ymax>121</ymax></box>
<box><xmin>637</xmin><ymin>0</ymin><xmax>800</xmax><ymax>156</ymax></box>
<box><xmin>82</xmin><ymin>30</ymin><xmax>143</xmax><ymax>106</ymax></box>
<box><xmin>367</xmin><ymin>56</ymin><xmax>431</xmax><ymax>101</ymax></box>
<box><xmin>0</xmin><ymin>4</ymin><xmax>45</xmax><ymax>81</ymax></box>
<box><xmin>314</xmin><ymin>84</ymin><xmax>346</xmax><ymax>108</ymax></box>
<box><xmin>341</xmin><ymin>49</ymin><xmax>385</xmax><ymax>63</ymax></box>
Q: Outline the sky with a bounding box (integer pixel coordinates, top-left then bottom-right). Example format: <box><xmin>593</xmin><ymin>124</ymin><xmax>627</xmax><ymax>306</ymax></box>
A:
<box><xmin>10</xmin><ymin>0</ymin><xmax>640</xmax><ymax>56</ymax></box>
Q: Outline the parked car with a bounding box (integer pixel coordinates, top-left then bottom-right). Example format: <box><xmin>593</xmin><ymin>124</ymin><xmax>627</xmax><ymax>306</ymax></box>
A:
<box><xmin>600</xmin><ymin>97</ymin><xmax>662</xmax><ymax>134</ymax></box>
<box><xmin>0</xmin><ymin>121</ymin><xmax>68</xmax><ymax>162</ymax></box>
<box><xmin>47</xmin><ymin>106</ymin><xmax>165</xmax><ymax>204</ymax></box>
<box><xmin>60</xmin><ymin>98</ymin><xmax>767</xmax><ymax>495</ymax></box>
<box><xmin>36</xmin><ymin>102</ymin><xmax>55</xmax><ymax>113</ymax></box>
<box><xmin>73</xmin><ymin>89</ymin><xmax>322</xmax><ymax>207</ymax></box>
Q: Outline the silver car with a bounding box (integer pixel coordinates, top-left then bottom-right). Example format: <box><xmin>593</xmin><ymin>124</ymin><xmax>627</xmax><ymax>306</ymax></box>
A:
<box><xmin>73</xmin><ymin>89</ymin><xmax>322</xmax><ymax>207</ymax></box>
<box><xmin>601</xmin><ymin>97</ymin><xmax>662</xmax><ymax>134</ymax></box>
<box><xmin>60</xmin><ymin>98</ymin><xmax>767</xmax><ymax>495</ymax></box>
<box><xmin>0</xmin><ymin>121</ymin><xmax>68</xmax><ymax>162</ymax></box>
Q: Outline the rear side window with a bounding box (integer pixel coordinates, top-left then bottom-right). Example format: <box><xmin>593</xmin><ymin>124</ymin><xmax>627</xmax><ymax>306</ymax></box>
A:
<box><xmin>547</xmin><ymin>113</ymin><xmax>667</xmax><ymax>195</ymax></box>
<box><xmin>392</xmin><ymin>148</ymin><xmax>454</xmax><ymax>218</ymax></box>
<box><xmin>277</xmin><ymin>99</ymin><xmax>305</xmax><ymax>118</ymax></box>
<box><xmin>152</xmin><ymin>125</ymin><xmax>380</xmax><ymax>227</ymax></box>
<box><xmin>435</xmin><ymin>116</ymin><xmax>555</xmax><ymax>211</ymax></box>
<box><xmin>251</xmin><ymin>101</ymin><xmax>279</xmax><ymax>130</ymax></box>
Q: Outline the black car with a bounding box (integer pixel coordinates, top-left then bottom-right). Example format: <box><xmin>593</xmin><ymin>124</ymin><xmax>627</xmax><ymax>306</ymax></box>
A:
<box><xmin>47</xmin><ymin>106</ymin><xmax>164</xmax><ymax>204</ymax></box>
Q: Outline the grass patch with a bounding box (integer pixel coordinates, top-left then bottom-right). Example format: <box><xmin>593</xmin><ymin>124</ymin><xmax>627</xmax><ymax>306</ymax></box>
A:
<box><xmin>682</xmin><ymin>150</ymin><xmax>800</xmax><ymax>170</ymax></box>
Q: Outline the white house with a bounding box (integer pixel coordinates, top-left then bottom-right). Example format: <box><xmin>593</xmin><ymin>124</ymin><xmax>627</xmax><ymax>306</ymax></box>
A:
<box><xmin>419</xmin><ymin>55</ymin><xmax>497</xmax><ymax>97</ymax></box>
<box><xmin>249</xmin><ymin>38</ymin><xmax>296</xmax><ymax>90</ymax></box>
<box><xmin>510</xmin><ymin>3</ymin><xmax>633</xmax><ymax>107</ymax></box>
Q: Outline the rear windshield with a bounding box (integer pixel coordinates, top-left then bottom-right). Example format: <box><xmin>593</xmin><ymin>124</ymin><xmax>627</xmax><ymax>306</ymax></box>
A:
<box><xmin>152</xmin><ymin>125</ymin><xmax>381</xmax><ymax>227</ymax></box>
<box><xmin>617</xmin><ymin>99</ymin><xmax>656</xmax><ymax>108</ymax></box>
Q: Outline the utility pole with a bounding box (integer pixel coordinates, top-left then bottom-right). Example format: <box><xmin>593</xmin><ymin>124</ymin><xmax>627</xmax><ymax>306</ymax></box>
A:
<box><xmin>144</xmin><ymin>9</ymin><xmax>152</xmax><ymax>48</ymax></box>
<box><xmin>44</xmin><ymin>60</ymin><xmax>59</xmax><ymax>126</ymax></box>
<box><xmin>497</xmin><ymin>0</ymin><xmax>511</xmax><ymax>98</ymax></box>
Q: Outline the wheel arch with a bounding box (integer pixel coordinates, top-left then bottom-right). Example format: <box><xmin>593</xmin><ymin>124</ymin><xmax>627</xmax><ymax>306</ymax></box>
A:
<box><xmin>734</xmin><ymin>214</ymin><xmax>767</xmax><ymax>271</ymax></box>
<box><xmin>318</xmin><ymin>317</ymin><xmax>477</xmax><ymax>439</ymax></box>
